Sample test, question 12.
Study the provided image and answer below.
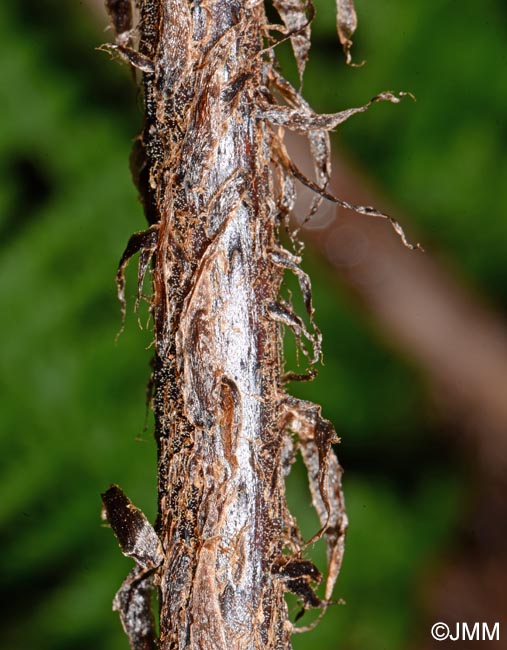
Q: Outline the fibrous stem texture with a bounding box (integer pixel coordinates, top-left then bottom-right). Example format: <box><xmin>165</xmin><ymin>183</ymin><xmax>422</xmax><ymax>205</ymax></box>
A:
<box><xmin>99</xmin><ymin>0</ymin><xmax>413</xmax><ymax>647</ymax></box>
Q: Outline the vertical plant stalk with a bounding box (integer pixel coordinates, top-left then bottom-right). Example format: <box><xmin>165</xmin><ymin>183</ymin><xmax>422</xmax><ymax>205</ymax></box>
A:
<box><xmin>101</xmin><ymin>0</ymin><xmax>418</xmax><ymax>648</ymax></box>
<box><xmin>141</xmin><ymin>1</ymin><xmax>293</xmax><ymax>646</ymax></box>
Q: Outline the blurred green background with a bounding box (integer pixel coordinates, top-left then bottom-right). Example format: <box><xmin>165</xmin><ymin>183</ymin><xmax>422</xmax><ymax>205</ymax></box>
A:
<box><xmin>1</xmin><ymin>1</ymin><xmax>505</xmax><ymax>649</ymax></box>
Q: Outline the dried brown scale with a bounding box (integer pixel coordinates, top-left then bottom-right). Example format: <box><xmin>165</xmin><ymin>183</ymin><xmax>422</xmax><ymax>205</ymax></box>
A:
<box><xmin>271</xmin><ymin>132</ymin><xmax>423</xmax><ymax>250</ymax></box>
<box><xmin>115</xmin><ymin>223</ymin><xmax>159</xmax><ymax>328</ymax></box>
<box><xmin>279</xmin><ymin>396</ymin><xmax>347</xmax><ymax>603</ymax></box>
<box><xmin>336</xmin><ymin>0</ymin><xmax>358</xmax><ymax>65</ymax></box>
<box><xmin>114</xmin><ymin>567</ymin><xmax>159</xmax><ymax>650</ymax></box>
<box><xmin>258</xmin><ymin>90</ymin><xmax>412</xmax><ymax>132</ymax></box>
<box><xmin>270</xmin><ymin>248</ymin><xmax>315</xmax><ymax>318</ymax></box>
<box><xmin>102</xmin><ymin>485</ymin><xmax>164</xmax><ymax>569</ymax></box>
<box><xmin>267</xmin><ymin>300</ymin><xmax>321</xmax><ymax>365</ymax></box>
<box><xmin>105</xmin><ymin>0</ymin><xmax>133</xmax><ymax>42</ymax></box>
<box><xmin>271</xmin><ymin>0</ymin><xmax>313</xmax><ymax>85</ymax></box>
<box><xmin>99</xmin><ymin>43</ymin><xmax>156</xmax><ymax>72</ymax></box>
<box><xmin>101</xmin><ymin>0</ymin><xmax>417</xmax><ymax>647</ymax></box>
<box><xmin>265</xmin><ymin>70</ymin><xmax>331</xmax><ymax>221</ymax></box>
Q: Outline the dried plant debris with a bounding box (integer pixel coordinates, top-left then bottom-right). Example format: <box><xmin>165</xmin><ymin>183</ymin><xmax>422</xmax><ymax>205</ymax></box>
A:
<box><xmin>105</xmin><ymin>0</ymin><xmax>133</xmax><ymax>42</ymax></box>
<box><xmin>280</xmin><ymin>397</ymin><xmax>347</xmax><ymax>603</ymax></box>
<box><xmin>271</xmin><ymin>0</ymin><xmax>313</xmax><ymax>85</ymax></box>
<box><xmin>272</xmin><ymin>556</ymin><xmax>324</xmax><ymax>618</ymax></box>
<box><xmin>101</xmin><ymin>0</ymin><xmax>419</xmax><ymax>647</ymax></box>
<box><xmin>102</xmin><ymin>486</ymin><xmax>163</xmax><ymax>649</ymax></box>
<box><xmin>115</xmin><ymin>224</ymin><xmax>159</xmax><ymax>329</ymax></box>
<box><xmin>336</xmin><ymin>0</ymin><xmax>358</xmax><ymax>65</ymax></box>
<box><xmin>102</xmin><ymin>485</ymin><xmax>164</xmax><ymax>570</ymax></box>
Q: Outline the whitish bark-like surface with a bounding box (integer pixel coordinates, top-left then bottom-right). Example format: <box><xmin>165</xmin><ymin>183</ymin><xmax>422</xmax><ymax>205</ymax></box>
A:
<box><xmin>139</xmin><ymin>2</ymin><xmax>293</xmax><ymax>646</ymax></box>
<box><xmin>98</xmin><ymin>0</ymin><xmax>418</xmax><ymax>647</ymax></box>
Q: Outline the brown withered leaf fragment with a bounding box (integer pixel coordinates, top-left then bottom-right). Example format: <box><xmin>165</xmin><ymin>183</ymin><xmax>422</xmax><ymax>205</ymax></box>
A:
<box><xmin>135</xmin><ymin>247</ymin><xmax>154</xmax><ymax>313</ymax></box>
<box><xmin>272</xmin><ymin>0</ymin><xmax>314</xmax><ymax>85</ymax></box>
<box><xmin>258</xmin><ymin>91</ymin><xmax>412</xmax><ymax>133</ymax></box>
<box><xmin>273</xmin><ymin>135</ymin><xmax>423</xmax><ymax>251</ymax></box>
<box><xmin>305</xmin><ymin>129</ymin><xmax>331</xmax><ymax>220</ymax></box>
<box><xmin>269</xmin><ymin>71</ymin><xmax>331</xmax><ymax>220</ymax></box>
<box><xmin>286</xmin><ymin>576</ymin><xmax>323</xmax><ymax>610</ymax></box>
<box><xmin>267</xmin><ymin>301</ymin><xmax>321</xmax><ymax>365</ymax></box>
<box><xmin>272</xmin><ymin>557</ymin><xmax>324</xmax><ymax>616</ymax></box>
<box><xmin>271</xmin><ymin>247</ymin><xmax>323</xmax><ymax>373</ymax></box>
<box><xmin>266</xmin><ymin>120</ymin><xmax>301</xmax><ymax>244</ymax></box>
<box><xmin>264</xmin><ymin>82</ymin><xmax>418</xmax><ymax>235</ymax></box>
<box><xmin>279</xmin><ymin>165</ymin><xmax>297</xmax><ymax>215</ymax></box>
<box><xmin>105</xmin><ymin>0</ymin><xmax>133</xmax><ymax>42</ymax></box>
<box><xmin>281</xmin><ymin>397</ymin><xmax>348</xmax><ymax>602</ymax></box>
<box><xmin>272</xmin><ymin>557</ymin><xmax>322</xmax><ymax>583</ymax></box>
<box><xmin>269</xmin><ymin>135</ymin><xmax>298</xmax><ymax>237</ymax></box>
<box><xmin>281</xmin><ymin>368</ymin><xmax>317</xmax><ymax>384</ymax></box>
<box><xmin>336</xmin><ymin>0</ymin><xmax>358</xmax><ymax>65</ymax></box>
<box><xmin>271</xmin><ymin>248</ymin><xmax>315</xmax><ymax>319</ymax></box>
<box><xmin>113</xmin><ymin>566</ymin><xmax>158</xmax><ymax>650</ymax></box>
<box><xmin>116</xmin><ymin>224</ymin><xmax>159</xmax><ymax>330</ymax></box>
<box><xmin>101</xmin><ymin>484</ymin><xmax>164</xmax><ymax>570</ymax></box>
<box><xmin>100</xmin><ymin>43</ymin><xmax>155</xmax><ymax>73</ymax></box>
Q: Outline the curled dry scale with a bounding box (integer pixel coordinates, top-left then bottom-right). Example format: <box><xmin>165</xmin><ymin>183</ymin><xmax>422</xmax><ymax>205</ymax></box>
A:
<box><xmin>100</xmin><ymin>0</ymin><xmax>420</xmax><ymax>648</ymax></box>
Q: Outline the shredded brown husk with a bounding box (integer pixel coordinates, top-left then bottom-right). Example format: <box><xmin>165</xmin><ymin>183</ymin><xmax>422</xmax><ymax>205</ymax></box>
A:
<box><xmin>101</xmin><ymin>0</ymin><xmax>418</xmax><ymax>648</ymax></box>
